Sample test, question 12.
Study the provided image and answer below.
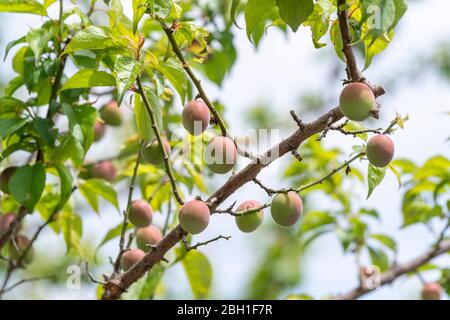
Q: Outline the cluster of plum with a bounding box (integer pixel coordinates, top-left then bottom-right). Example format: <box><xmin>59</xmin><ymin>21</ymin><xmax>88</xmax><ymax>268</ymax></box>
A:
<box><xmin>120</xmin><ymin>199</ymin><xmax>163</xmax><ymax>270</ymax></box>
<box><xmin>339</xmin><ymin>83</ymin><xmax>395</xmax><ymax>168</ymax></box>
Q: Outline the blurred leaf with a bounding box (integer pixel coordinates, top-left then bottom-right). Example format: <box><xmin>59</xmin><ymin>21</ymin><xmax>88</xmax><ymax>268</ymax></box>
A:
<box><xmin>367</xmin><ymin>163</ymin><xmax>386</xmax><ymax>199</ymax></box>
<box><xmin>300</xmin><ymin>211</ymin><xmax>335</xmax><ymax>233</ymax></box>
<box><xmin>0</xmin><ymin>118</ymin><xmax>27</xmax><ymax>139</ymax></box>
<box><xmin>368</xmin><ymin>246</ymin><xmax>389</xmax><ymax>272</ymax></box>
<box><xmin>61</xmin><ymin>206</ymin><xmax>83</xmax><ymax>255</ymax></box>
<box><xmin>9</xmin><ymin>163</ymin><xmax>46</xmax><ymax>211</ymax></box>
<box><xmin>371</xmin><ymin>234</ymin><xmax>397</xmax><ymax>251</ymax></box>
<box><xmin>158</xmin><ymin>58</ymin><xmax>187</xmax><ymax>104</ymax></box>
<box><xmin>60</xmin><ymin>70</ymin><xmax>115</xmax><ymax>91</ymax></box>
<box><xmin>181</xmin><ymin>250</ymin><xmax>212</xmax><ymax>299</ymax></box>
<box><xmin>0</xmin><ymin>0</ymin><xmax>47</xmax><ymax>16</ymax></box>
<box><xmin>54</xmin><ymin>163</ymin><xmax>73</xmax><ymax>212</ymax></box>
<box><xmin>96</xmin><ymin>222</ymin><xmax>132</xmax><ymax>252</ymax></box>
<box><xmin>26</xmin><ymin>28</ymin><xmax>51</xmax><ymax>60</ymax></box>
<box><xmin>79</xmin><ymin>179</ymin><xmax>119</xmax><ymax>213</ymax></box>
<box><xmin>132</xmin><ymin>0</ymin><xmax>146</xmax><ymax>33</ymax></box>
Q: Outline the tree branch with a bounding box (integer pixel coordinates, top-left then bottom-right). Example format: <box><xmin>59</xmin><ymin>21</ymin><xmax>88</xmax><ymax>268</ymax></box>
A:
<box><xmin>336</xmin><ymin>239</ymin><xmax>450</xmax><ymax>300</ymax></box>
<box><xmin>112</xmin><ymin>140</ymin><xmax>144</xmax><ymax>274</ymax></box>
<box><xmin>182</xmin><ymin>234</ymin><xmax>231</xmax><ymax>251</ymax></box>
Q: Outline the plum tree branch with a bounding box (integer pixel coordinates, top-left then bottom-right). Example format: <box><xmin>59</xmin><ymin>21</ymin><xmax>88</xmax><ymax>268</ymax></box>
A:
<box><xmin>112</xmin><ymin>140</ymin><xmax>145</xmax><ymax>274</ymax></box>
<box><xmin>182</xmin><ymin>234</ymin><xmax>231</xmax><ymax>251</ymax></box>
<box><xmin>337</xmin><ymin>0</ymin><xmax>363</xmax><ymax>82</ymax></box>
<box><xmin>336</xmin><ymin>239</ymin><xmax>450</xmax><ymax>300</ymax></box>
<box><xmin>136</xmin><ymin>76</ymin><xmax>184</xmax><ymax>206</ymax></box>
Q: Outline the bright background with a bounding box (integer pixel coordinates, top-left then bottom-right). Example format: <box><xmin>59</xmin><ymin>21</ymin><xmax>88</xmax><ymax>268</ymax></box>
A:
<box><xmin>0</xmin><ymin>0</ymin><xmax>449</xmax><ymax>299</ymax></box>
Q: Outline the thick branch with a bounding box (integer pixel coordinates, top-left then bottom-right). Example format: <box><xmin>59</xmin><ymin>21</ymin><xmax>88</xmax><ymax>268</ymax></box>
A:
<box><xmin>337</xmin><ymin>0</ymin><xmax>363</xmax><ymax>82</ymax></box>
<box><xmin>336</xmin><ymin>239</ymin><xmax>450</xmax><ymax>300</ymax></box>
<box><xmin>101</xmin><ymin>106</ymin><xmax>345</xmax><ymax>300</ymax></box>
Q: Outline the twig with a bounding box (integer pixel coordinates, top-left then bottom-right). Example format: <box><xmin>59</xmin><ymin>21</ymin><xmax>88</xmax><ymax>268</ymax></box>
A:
<box><xmin>182</xmin><ymin>235</ymin><xmax>231</xmax><ymax>251</ymax></box>
<box><xmin>253</xmin><ymin>178</ymin><xmax>296</xmax><ymax>196</ymax></box>
<box><xmin>113</xmin><ymin>141</ymin><xmax>144</xmax><ymax>274</ymax></box>
<box><xmin>85</xmin><ymin>262</ymin><xmax>105</xmax><ymax>285</ymax></box>
<box><xmin>0</xmin><ymin>275</ymin><xmax>55</xmax><ymax>295</ymax></box>
<box><xmin>157</xmin><ymin>17</ymin><xmax>227</xmax><ymax>136</ymax></box>
<box><xmin>214</xmin><ymin>203</ymin><xmax>270</xmax><ymax>217</ymax></box>
<box><xmin>336</xmin><ymin>239</ymin><xmax>450</xmax><ymax>300</ymax></box>
<box><xmin>136</xmin><ymin>76</ymin><xmax>185</xmax><ymax>206</ymax></box>
<box><xmin>162</xmin><ymin>198</ymin><xmax>173</xmax><ymax>235</ymax></box>
<box><xmin>317</xmin><ymin>115</ymin><xmax>335</xmax><ymax>141</ymax></box>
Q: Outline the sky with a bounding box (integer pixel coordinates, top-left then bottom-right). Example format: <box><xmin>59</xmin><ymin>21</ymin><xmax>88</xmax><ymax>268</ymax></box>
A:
<box><xmin>0</xmin><ymin>0</ymin><xmax>449</xmax><ymax>299</ymax></box>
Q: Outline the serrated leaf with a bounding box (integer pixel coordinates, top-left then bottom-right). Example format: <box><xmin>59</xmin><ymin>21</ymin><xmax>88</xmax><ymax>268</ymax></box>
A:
<box><xmin>114</xmin><ymin>56</ymin><xmax>142</xmax><ymax>105</ymax></box>
<box><xmin>367</xmin><ymin>163</ymin><xmax>386</xmax><ymax>199</ymax></box>
<box><xmin>8</xmin><ymin>163</ymin><xmax>46</xmax><ymax>211</ymax></box>
<box><xmin>60</xmin><ymin>70</ymin><xmax>115</xmax><ymax>91</ymax></box>
<box><xmin>276</xmin><ymin>0</ymin><xmax>314</xmax><ymax>32</ymax></box>
<box><xmin>63</xmin><ymin>26</ymin><xmax>114</xmax><ymax>54</ymax></box>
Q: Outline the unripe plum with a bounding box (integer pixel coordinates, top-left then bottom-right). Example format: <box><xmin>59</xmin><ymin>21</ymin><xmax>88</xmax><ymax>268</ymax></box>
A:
<box><xmin>141</xmin><ymin>138</ymin><xmax>171</xmax><ymax>165</ymax></box>
<box><xmin>100</xmin><ymin>100</ymin><xmax>122</xmax><ymax>126</ymax></box>
<box><xmin>235</xmin><ymin>200</ymin><xmax>264</xmax><ymax>233</ymax></box>
<box><xmin>93</xmin><ymin>120</ymin><xmax>106</xmax><ymax>142</ymax></box>
<box><xmin>0</xmin><ymin>213</ymin><xmax>18</xmax><ymax>237</ymax></box>
<box><xmin>366</xmin><ymin>134</ymin><xmax>395</xmax><ymax>167</ymax></box>
<box><xmin>120</xmin><ymin>249</ymin><xmax>145</xmax><ymax>271</ymax></box>
<box><xmin>136</xmin><ymin>225</ymin><xmax>163</xmax><ymax>252</ymax></box>
<box><xmin>205</xmin><ymin>136</ymin><xmax>237</xmax><ymax>174</ymax></box>
<box><xmin>9</xmin><ymin>235</ymin><xmax>34</xmax><ymax>264</ymax></box>
<box><xmin>129</xmin><ymin>200</ymin><xmax>153</xmax><ymax>228</ymax></box>
<box><xmin>421</xmin><ymin>283</ymin><xmax>442</xmax><ymax>300</ymax></box>
<box><xmin>92</xmin><ymin>161</ymin><xmax>117</xmax><ymax>183</ymax></box>
<box><xmin>182</xmin><ymin>99</ymin><xmax>210</xmax><ymax>136</ymax></box>
<box><xmin>0</xmin><ymin>166</ymin><xmax>18</xmax><ymax>194</ymax></box>
<box><xmin>270</xmin><ymin>192</ymin><xmax>303</xmax><ymax>227</ymax></box>
<box><xmin>178</xmin><ymin>199</ymin><xmax>210</xmax><ymax>234</ymax></box>
<box><xmin>339</xmin><ymin>82</ymin><xmax>375</xmax><ymax>121</ymax></box>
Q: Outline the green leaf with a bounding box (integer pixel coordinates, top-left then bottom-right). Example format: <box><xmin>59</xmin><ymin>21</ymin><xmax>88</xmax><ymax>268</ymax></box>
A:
<box><xmin>62</xmin><ymin>26</ymin><xmax>114</xmax><ymax>54</ymax></box>
<box><xmin>368</xmin><ymin>246</ymin><xmax>390</xmax><ymax>272</ymax></box>
<box><xmin>367</xmin><ymin>163</ymin><xmax>386</xmax><ymax>199</ymax></box>
<box><xmin>363</xmin><ymin>30</ymin><xmax>392</xmax><ymax>70</ymax></box>
<box><xmin>0</xmin><ymin>0</ymin><xmax>47</xmax><ymax>16</ymax></box>
<box><xmin>300</xmin><ymin>211</ymin><xmax>335</xmax><ymax>233</ymax></box>
<box><xmin>96</xmin><ymin>222</ymin><xmax>133</xmax><ymax>252</ymax></box>
<box><xmin>181</xmin><ymin>250</ymin><xmax>212</xmax><ymax>299</ymax></box>
<box><xmin>371</xmin><ymin>234</ymin><xmax>397</xmax><ymax>251</ymax></box>
<box><xmin>79</xmin><ymin>179</ymin><xmax>119</xmax><ymax>213</ymax></box>
<box><xmin>32</xmin><ymin>117</ymin><xmax>58</xmax><ymax>146</ymax></box>
<box><xmin>0</xmin><ymin>96</ymin><xmax>26</xmax><ymax>113</ymax></box>
<box><xmin>330</xmin><ymin>20</ymin><xmax>345</xmax><ymax>61</ymax></box>
<box><xmin>61</xmin><ymin>103</ymin><xmax>97</xmax><ymax>150</ymax></box>
<box><xmin>134</xmin><ymin>93</ymin><xmax>152</xmax><ymax>141</ymax></box>
<box><xmin>343</xmin><ymin>121</ymin><xmax>368</xmax><ymax>141</ymax></box>
<box><xmin>60</xmin><ymin>70</ymin><xmax>115</xmax><ymax>91</ymax></box>
<box><xmin>276</xmin><ymin>0</ymin><xmax>314</xmax><ymax>32</ymax></box>
<box><xmin>3</xmin><ymin>35</ymin><xmax>26</xmax><ymax>61</ymax></box>
<box><xmin>158</xmin><ymin>58</ymin><xmax>187</xmax><ymax>104</ymax></box>
<box><xmin>230</xmin><ymin>0</ymin><xmax>241</xmax><ymax>27</ymax></box>
<box><xmin>54</xmin><ymin>163</ymin><xmax>73</xmax><ymax>212</ymax></box>
<box><xmin>244</xmin><ymin>0</ymin><xmax>277</xmax><ymax>40</ymax></box>
<box><xmin>114</xmin><ymin>56</ymin><xmax>142</xmax><ymax>105</ymax></box>
<box><xmin>26</xmin><ymin>28</ymin><xmax>51</xmax><ymax>60</ymax></box>
<box><xmin>361</xmin><ymin>0</ymin><xmax>407</xmax><ymax>33</ymax></box>
<box><xmin>132</xmin><ymin>0</ymin><xmax>147</xmax><ymax>34</ymax></box>
<box><xmin>8</xmin><ymin>163</ymin><xmax>46</xmax><ymax>211</ymax></box>
<box><xmin>61</xmin><ymin>206</ymin><xmax>83</xmax><ymax>255</ymax></box>
<box><xmin>136</xmin><ymin>264</ymin><xmax>165</xmax><ymax>300</ymax></box>
<box><xmin>0</xmin><ymin>118</ymin><xmax>27</xmax><ymax>139</ymax></box>
<box><xmin>50</xmin><ymin>134</ymin><xmax>85</xmax><ymax>168</ymax></box>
